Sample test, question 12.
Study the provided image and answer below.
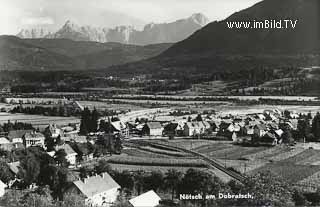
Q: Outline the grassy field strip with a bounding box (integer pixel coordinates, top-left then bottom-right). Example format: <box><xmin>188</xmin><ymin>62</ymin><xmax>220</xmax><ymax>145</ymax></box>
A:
<box><xmin>163</xmin><ymin>140</ymin><xmax>223</xmax><ymax>150</ymax></box>
<box><xmin>206</xmin><ymin>145</ymin><xmax>251</xmax><ymax>159</ymax></box>
<box><xmin>194</xmin><ymin>143</ymin><xmax>233</xmax><ymax>154</ymax></box>
<box><xmin>268</xmin><ymin>148</ymin><xmax>306</xmax><ymax>162</ymax></box>
<box><xmin>138</xmin><ymin>146</ymin><xmax>190</xmax><ymax>157</ymax></box>
<box><xmin>242</xmin><ymin>146</ymin><xmax>287</xmax><ymax>160</ymax></box>
<box><xmin>280</xmin><ymin>149</ymin><xmax>320</xmax><ymax>164</ymax></box>
<box><xmin>123</xmin><ymin>148</ymin><xmax>171</xmax><ymax>159</ymax></box>
<box><xmin>223</xmin><ymin>147</ymin><xmax>269</xmax><ymax>160</ymax></box>
<box><xmin>252</xmin><ymin>164</ymin><xmax>320</xmax><ymax>184</ymax></box>
<box><xmin>222</xmin><ymin>159</ymin><xmax>268</xmax><ymax>174</ymax></box>
<box><xmin>106</xmin><ymin>155</ymin><xmax>207</xmax><ymax>168</ymax></box>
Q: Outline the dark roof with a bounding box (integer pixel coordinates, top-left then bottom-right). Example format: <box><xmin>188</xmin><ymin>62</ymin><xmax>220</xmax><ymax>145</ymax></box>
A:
<box><xmin>263</xmin><ymin>132</ymin><xmax>277</xmax><ymax>139</ymax></box>
<box><xmin>7</xmin><ymin>130</ymin><xmax>33</xmax><ymax>141</ymax></box>
<box><xmin>164</xmin><ymin>123</ymin><xmax>178</xmax><ymax>131</ymax></box>
<box><xmin>145</xmin><ymin>122</ymin><xmax>162</xmax><ymax>129</ymax></box>
<box><xmin>255</xmin><ymin>124</ymin><xmax>267</xmax><ymax>131</ymax></box>
<box><xmin>55</xmin><ymin>144</ymin><xmax>77</xmax><ymax>156</ymax></box>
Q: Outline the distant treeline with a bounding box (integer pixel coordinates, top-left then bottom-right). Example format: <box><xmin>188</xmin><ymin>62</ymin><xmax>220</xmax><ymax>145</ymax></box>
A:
<box><xmin>10</xmin><ymin>105</ymin><xmax>79</xmax><ymax>117</ymax></box>
<box><xmin>0</xmin><ymin>121</ymin><xmax>34</xmax><ymax>133</ymax></box>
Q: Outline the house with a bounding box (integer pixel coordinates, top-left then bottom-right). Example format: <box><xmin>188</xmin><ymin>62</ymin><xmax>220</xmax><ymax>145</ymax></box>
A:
<box><xmin>256</xmin><ymin>114</ymin><xmax>266</xmax><ymax>120</ymax></box>
<box><xmin>218</xmin><ymin>122</ymin><xmax>236</xmax><ymax>137</ymax></box>
<box><xmin>260</xmin><ymin>132</ymin><xmax>278</xmax><ymax>146</ymax></box>
<box><xmin>164</xmin><ymin>122</ymin><xmax>185</xmax><ymax>137</ymax></box>
<box><xmin>0</xmin><ymin>137</ymin><xmax>23</xmax><ymax>151</ymax></box>
<box><xmin>183</xmin><ymin>121</ymin><xmax>211</xmax><ymax>137</ymax></box>
<box><xmin>254</xmin><ymin>124</ymin><xmax>268</xmax><ymax>137</ymax></box>
<box><xmin>23</xmin><ymin>131</ymin><xmax>45</xmax><ymax>148</ymax></box>
<box><xmin>70</xmin><ymin>142</ymin><xmax>94</xmax><ymax>161</ymax></box>
<box><xmin>7</xmin><ymin>161</ymin><xmax>20</xmax><ymax>177</ymax></box>
<box><xmin>244</xmin><ymin>126</ymin><xmax>254</xmax><ymax>135</ymax></box>
<box><xmin>55</xmin><ymin>144</ymin><xmax>78</xmax><ymax>166</ymax></box>
<box><xmin>129</xmin><ymin>190</ymin><xmax>161</xmax><ymax>207</ymax></box>
<box><xmin>268</xmin><ymin>122</ymin><xmax>279</xmax><ymax>130</ymax></box>
<box><xmin>66</xmin><ymin>172</ymin><xmax>120</xmax><ymax>207</ymax></box>
<box><xmin>0</xmin><ymin>180</ymin><xmax>6</xmax><ymax>197</ymax></box>
<box><xmin>0</xmin><ymin>137</ymin><xmax>10</xmax><ymax>148</ymax></box>
<box><xmin>7</xmin><ymin>130</ymin><xmax>33</xmax><ymax>143</ymax></box>
<box><xmin>274</xmin><ymin>128</ymin><xmax>284</xmax><ymax>137</ymax></box>
<box><xmin>44</xmin><ymin>124</ymin><xmax>62</xmax><ymax>139</ymax></box>
<box><xmin>110</xmin><ymin>121</ymin><xmax>129</xmax><ymax>138</ymax></box>
<box><xmin>142</xmin><ymin>122</ymin><xmax>163</xmax><ymax>136</ymax></box>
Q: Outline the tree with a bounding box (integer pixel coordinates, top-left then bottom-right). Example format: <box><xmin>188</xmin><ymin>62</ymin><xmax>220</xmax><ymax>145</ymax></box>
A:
<box><xmin>297</xmin><ymin>118</ymin><xmax>312</xmax><ymax>141</ymax></box>
<box><xmin>79</xmin><ymin>107</ymin><xmax>91</xmax><ymax>135</ymax></box>
<box><xmin>133</xmin><ymin>171</ymin><xmax>144</xmax><ymax>195</ymax></box>
<box><xmin>143</xmin><ymin>171</ymin><xmax>164</xmax><ymax>192</ymax></box>
<box><xmin>282</xmin><ymin>128</ymin><xmax>294</xmax><ymax>144</ymax></box>
<box><xmin>114</xmin><ymin>135</ymin><xmax>123</xmax><ymax>154</ymax></box>
<box><xmin>196</xmin><ymin>114</ymin><xmax>203</xmax><ymax>121</ymax></box>
<box><xmin>0</xmin><ymin>160</ymin><xmax>14</xmax><ymax>183</ymax></box>
<box><xmin>54</xmin><ymin>149</ymin><xmax>69</xmax><ymax>167</ymax></box>
<box><xmin>312</xmin><ymin>112</ymin><xmax>320</xmax><ymax>140</ymax></box>
<box><xmin>113</xmin><ymin>170</ymin><xmax>134</xmax><ymax>195</ymax></box>
<box><xmin>44</xmin><ymin>136</ymin><xmax>55</xmax><ymax>152</ymax></box>
<box><xmin>95</xmin><ymin>160</ymin><xmax>112</xmax><ymax>175</ymax></box>
<box><xmin>292</xmin><ymin>189</ymin><xmax>308</xmax><ymax>206</ymax></box>
<box><xmin>164</xmin><ymin>169</ymin><xmax>182</xmax><ymax>200</ymax></box>
<box><xmin>90</xmin><ymin>107</ymin><xmax>99</xmax><ymax>132</ymax></box>
<box><xmin>19</xmin><ymin>155</ymin><xmax>40</xmax><ymax>187</ymax></box>
<box><xmin>236</xmin><ymin>171</ymin><xmax>294</xmax><ymax>207</ymax></box>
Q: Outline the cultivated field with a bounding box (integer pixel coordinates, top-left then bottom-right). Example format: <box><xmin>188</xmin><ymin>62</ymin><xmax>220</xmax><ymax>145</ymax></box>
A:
<box><xmin>135</xmin><ymin>139</ymin><xmax>320</xmax><ymax>186</ymax></box>
<box><xmin>0</xmin><ymin>112</ymin><xmax>80</xmax><ymax>129</ymax></box>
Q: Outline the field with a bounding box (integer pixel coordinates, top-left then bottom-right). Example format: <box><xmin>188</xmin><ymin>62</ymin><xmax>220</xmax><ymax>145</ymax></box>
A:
<box><xmin>135</xmin><ymin>139</ymin><xmax>320</xmax><ymax>186</ymax></box>
<box><xmin>0</xmin><ymin>112</ymin><xmax>80</xmax><ymax>129</ymax></box>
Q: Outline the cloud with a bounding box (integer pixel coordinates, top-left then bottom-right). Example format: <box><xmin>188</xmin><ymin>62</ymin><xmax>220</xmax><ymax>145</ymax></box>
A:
<box><xmin>0</xmin><ymin>0</ymin><xmax>261</xmax><ymax>35</ymax></box>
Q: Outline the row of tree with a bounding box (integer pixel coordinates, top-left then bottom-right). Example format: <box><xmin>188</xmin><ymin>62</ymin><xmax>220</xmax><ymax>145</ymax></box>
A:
<box><xmin>0</xmin><ymin>121</ymin><xmax>34</xmax><ymax>133</ymax></box>
<box><xmin>11</xmin><ymin>105</ymin><xmax>80</xmax><ymax>117</ymax></box>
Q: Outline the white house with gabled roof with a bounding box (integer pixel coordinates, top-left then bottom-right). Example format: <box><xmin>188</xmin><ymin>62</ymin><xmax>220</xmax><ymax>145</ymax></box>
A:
<box><xmin>66</xmin><ymin>172</ymin><xmax>120</xmax><ymax>207</ymax></box>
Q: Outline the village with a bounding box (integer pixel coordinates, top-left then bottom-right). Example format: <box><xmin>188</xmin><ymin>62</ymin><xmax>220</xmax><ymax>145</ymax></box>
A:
<box><xmin>0</xmin><ymin>96</ymin><xmax>320</xmax><ymax>207</ymax></box>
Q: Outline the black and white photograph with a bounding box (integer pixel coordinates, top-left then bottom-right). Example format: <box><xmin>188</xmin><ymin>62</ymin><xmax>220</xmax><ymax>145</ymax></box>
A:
<box><xmin>0</xmin><ymin>0</ymin><xmax>319</xmax><ymax>206</ymax></box>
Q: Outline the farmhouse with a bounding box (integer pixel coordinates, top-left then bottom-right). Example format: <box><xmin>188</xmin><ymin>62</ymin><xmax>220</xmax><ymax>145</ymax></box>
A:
<box><xmin>23</xmin><ymin>131</ymin><xmax>45</xmax><ymax>148</ymax></box>
<box><xmin>254</xmin><ymin>124</ymin><xmax>268</xmax><ymax>137</ymax></box>
<box><xmin>142</xmin><ymin>122</ymin><xmax>163</xmax><ymax>136</ymax></box>
<box><xmin>164</xmin><ymin>122</ymin><xmax>185</xmax><ymax>137</ymax></box>
<box><xmin>44</xmin><ymin>124</ymin><xmax>62</xmax><ymax>139</ymax></box>
<box><xmin>55</xmin><ymin>144</ymin><xmax>78</xmax><ymax>166</ymax></box>
<box><xmin>7</xmin><ymin>130</ymin><xmax>33</xmax><ymax>144</ymax></box>
<box><xmin>129</xmin><ymin>190</ymin><xmax>161</xmax><ymax>207</ymax></box>
<box><xmin>244</xmin><ymin>125</ymin><xmax>254</xmax><ymax>135</ymax></box>
<box><xmin>183</xmin><ymin>121</ymin><xmax>211</xmax><ymax>136</ymax></box>
<box><xmin>260</xmin><ymin>132</ymin><xmax>278</xmax><ymax>146</ymax></box>
<box><xmin>66</xmin><ymin>172</ymin><xmax>120</xmax><ymax>207</ymax></box>
<box><xmin>0</xmin><ymin>137</ymin><xmax>20</xmax><ymax>151</ymax></box>
<box><xmin>110</xmin><ymin>121</ymin><xmax>130</xmax><ymax>137</ymax></box>
<box><xmin>0</xmin><ymin>137</ymin><xmax>10</xmax><ymax>145</ymax></box>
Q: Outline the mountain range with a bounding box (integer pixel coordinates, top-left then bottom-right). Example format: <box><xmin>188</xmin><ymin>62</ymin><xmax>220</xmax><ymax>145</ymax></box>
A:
<box><xmin>0</xmin><ymin>36</ymin><xmax>172</xmax><ymax>71</ymax></box>
<box><xmin>111</xmin><ymin>0</ymin><xmax>320</xmax><ymax>74</ymax></box>
<box><xmin>17</xmin><ymin>13</ymin><xmax>209</xmax><ymax>45</ymax></box>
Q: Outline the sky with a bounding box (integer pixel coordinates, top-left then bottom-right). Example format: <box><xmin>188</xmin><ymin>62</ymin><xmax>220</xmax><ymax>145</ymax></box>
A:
<box><xmin>0</xmin><ymin>0</ymin><xmax>261</xmax><ymax>35</ymax></box>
